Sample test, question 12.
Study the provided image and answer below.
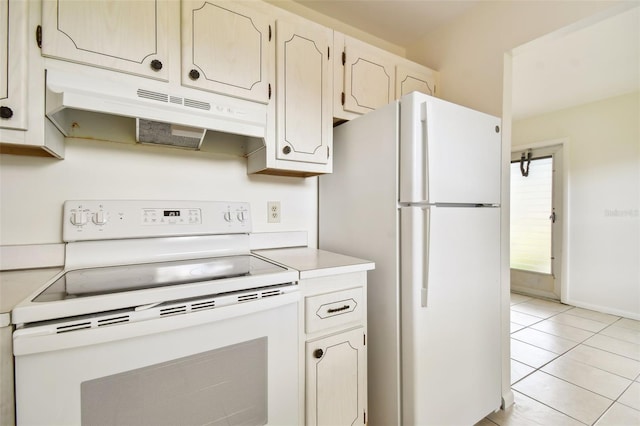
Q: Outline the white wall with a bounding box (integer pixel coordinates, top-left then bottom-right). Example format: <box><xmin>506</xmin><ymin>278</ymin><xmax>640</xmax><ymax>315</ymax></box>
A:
<box><xmin>513</xmin><ymin>92</ymin><xmax>640</xmax><ymax>319</ymax></box>
<box><xmin>0</xmin><ymin>138</ymin><xmax>317</xmax><ymax>246</ymax></box>
<box><xmin>407</xmin><ymin>0</ymin><xmax>623</xmax><ymax>117</ymax></box>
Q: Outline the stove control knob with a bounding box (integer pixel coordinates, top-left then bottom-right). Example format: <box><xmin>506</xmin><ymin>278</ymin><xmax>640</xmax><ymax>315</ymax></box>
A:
<box><xmin>223</xmin><ymin>211</ymin><xmax>232</xmax><ymax>222</ymax></box>
<box><xmin>70</xmin><ymin>211</ymin><xmax>88</xmax><ymax>226</ymax></box>
<box><xmin>237</xmin><ymin>211</ymin><xmax>247</xmax><ymax>222</ymax></box>
<box><xmin>92</xmin><ymin>211</ymin><xmax>108</xmax><ymax>225</ymax></box>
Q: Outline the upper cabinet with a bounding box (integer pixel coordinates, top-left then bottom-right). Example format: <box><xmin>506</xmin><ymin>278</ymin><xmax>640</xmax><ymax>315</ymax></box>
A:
<box><xmin>336</xmin><ymin>34</ymin><xmax>395</xmax><ymax>117</ymax></box>
<box><xmin>334</xmin><ymin>32</ymin><xmax>439</xmax><ymax>121</ymax></box>
<box><xmin>181</xmin><ymin>1</ymin><xmax>272</xmax><ymax>103</ymax></box>
<box><xmin>396</xmin><ymin>59</ymin><xmax>438</xmax><ymax>98</ymax></box>
<box><xmin>5</xmin><ymin>1</ymin><xmax>440</xmax><ymax>175</ymax></box>
<box><xmin>274</xmin><ymin>19</ymin><xmax>333</xmax><ymax>166</ymax></box>
<box><xmin>40</xmin><ymin>0</ymin><xmax>171</xmax><ymax>80</ymax></box>
<box><xmin>1</xmin><ymin>0</ymin><xmax>27</xmax><ymax>131</ymax></box>
<box><xmin>0</xmin><ymin>0</ymin><xmax>63</xmax><ymax>157</ymax></box>
<box><xmin>248</xmin><ymin>15</ymin><xmax>333</xmax><ymax>177</ymax></box>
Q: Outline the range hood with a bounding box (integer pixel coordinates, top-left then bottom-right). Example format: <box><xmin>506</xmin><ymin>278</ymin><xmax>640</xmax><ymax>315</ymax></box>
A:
<box><xmin>45</xmin><ymin>68</ymin><xmax>267</xmax><ymax>150</ymax></box>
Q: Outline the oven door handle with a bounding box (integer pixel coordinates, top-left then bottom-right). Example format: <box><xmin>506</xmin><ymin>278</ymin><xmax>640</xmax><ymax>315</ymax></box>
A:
<box><xmin>14</xmin><ymin>291</ymin><xmax>299</xmax><ymax>356</ymax></box>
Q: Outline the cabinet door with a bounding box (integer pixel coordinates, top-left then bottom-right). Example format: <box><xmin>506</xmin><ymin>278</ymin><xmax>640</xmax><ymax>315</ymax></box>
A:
<box><xmin>181</xmin><ymin>0</ymin><xmax>272</xmax><ymax>103</ymax></box>
<box><xmin>41</xmin><ymin>0</ymin><xmax>170</xmax><ymax>80</ymax></box>
<box><xmin>396</xmin><ymin>61</ymin><xmax>438</xmax><ymax>98</ymax></box>
<box><xmin>341</xmin><ymin>36</ymin><xmax>395</xmax><ymax>115</ymax></box>
<box><xmin>0</xmin><ymin>0</ymin><xmax>27</xmax><ymax>131</ymax></box>
<box><xmin>275</xmin><ymin>19</ymin><xmax>332</xmax><ymax>165</ymax></box>
<box><xmin>306</xmin><ymin>328</ymin><xmax>366</xmax><ymax>426</ymax></box>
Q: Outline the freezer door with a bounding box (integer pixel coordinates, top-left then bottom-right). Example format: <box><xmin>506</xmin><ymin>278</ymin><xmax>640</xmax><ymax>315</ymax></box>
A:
<box><xmin>400</xmin><ymin>205</ymin><xmax>501</xmax><ymax>425</ymax></box>
<box><xmin>399</xmin><ymin>92</ymin><xmax>501</xmax><ymax>204</ymax></box>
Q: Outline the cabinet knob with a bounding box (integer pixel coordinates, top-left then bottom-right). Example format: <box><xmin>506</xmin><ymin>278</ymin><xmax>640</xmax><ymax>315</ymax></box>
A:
<box><xmin>313</xmin><ymin>349</ymin><xmax>324</xmax><ymax>359</ymax></box>
<box><xmin>189</xmin><ymin>69</ymin><xmax>200</xmax><ymax>80</ymax></box>
<box><xmin>282</xmin><ymin>146</ymin><xmax>291</xmax><ymax>155</ymax></box>
<box><xmin>150</xmin><ymin>59</ymin><xmax>163</xmax><ymax>71</ymax></box>
<box><xmin>0</xmin><ymin>106</ymin><xmax>13</xmax><ymax>119</ymax></box>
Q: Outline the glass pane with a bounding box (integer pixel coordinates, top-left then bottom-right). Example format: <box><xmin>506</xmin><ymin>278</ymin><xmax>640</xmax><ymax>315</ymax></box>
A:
<box><xmin>81</xmin><ymin>338</ymin><xmax>268</xmax><ymax>426</ymax></box>
<box><xmin>510</xmin><ymin>157</ymin><xmax>553</xmax><ymax>274</ymax></box>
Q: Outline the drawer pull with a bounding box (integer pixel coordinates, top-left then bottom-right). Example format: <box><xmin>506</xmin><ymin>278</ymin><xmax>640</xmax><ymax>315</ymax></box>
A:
<box><xmin>327</xmin><ymin>305</ymin><xmax>350</xmax><ymax>314</ymax></box>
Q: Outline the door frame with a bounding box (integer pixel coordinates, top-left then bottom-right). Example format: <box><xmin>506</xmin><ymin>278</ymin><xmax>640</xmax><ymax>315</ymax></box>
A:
<box><xmin>510</xmin><ymin>138</ymin><xmax>569</xmax><ymax>302</ymax></box>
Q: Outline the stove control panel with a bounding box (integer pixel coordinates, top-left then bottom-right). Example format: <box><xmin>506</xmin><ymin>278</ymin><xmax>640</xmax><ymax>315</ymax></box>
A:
<box><xmin>63</xmin><ymin>200</ymin><xmax>251</xmax><ymax>242</ymax></box>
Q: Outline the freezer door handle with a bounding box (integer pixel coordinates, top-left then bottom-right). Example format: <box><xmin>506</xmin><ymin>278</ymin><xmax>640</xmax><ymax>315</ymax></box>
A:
<box><xmin>421</xmin><ymin>206</ymin><xmax>430</xmax><ymax>307</ymax></box>
<box><xmin>420</xmin><ymin>102</ymin><xmax>430</xmax><ymax>203</ymax></box>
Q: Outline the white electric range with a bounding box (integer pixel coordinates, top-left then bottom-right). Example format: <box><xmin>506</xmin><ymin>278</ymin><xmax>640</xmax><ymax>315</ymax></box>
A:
<box><xmin>12</xmin><ymin>200</ymin><xmax>300</xmax><ymax>426</ymax></box>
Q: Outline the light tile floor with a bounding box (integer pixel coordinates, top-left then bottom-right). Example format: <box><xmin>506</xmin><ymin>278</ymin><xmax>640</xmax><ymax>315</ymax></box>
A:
<box><xmin>478</xmin><ymin>293</ymin><xmax>640</xmax><ymax>426</ymax></box>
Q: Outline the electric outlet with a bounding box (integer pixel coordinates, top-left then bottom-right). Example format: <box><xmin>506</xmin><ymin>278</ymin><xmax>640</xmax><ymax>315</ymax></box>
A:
<box><xmin>267</xmin><ymin>201</ymin><xmax>281</xmax><ymax>223</ymax></box>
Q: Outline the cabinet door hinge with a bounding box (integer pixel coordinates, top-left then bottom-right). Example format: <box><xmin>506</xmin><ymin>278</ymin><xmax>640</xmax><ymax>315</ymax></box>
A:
<box><xmin>341</xmin><ymin>92</ymin><xmax>345</xmax><ymax>106</ymax></box>
<box><xmin>342</xmin><ymin>51</ymin><xmax>346</xmax><ymax>65</ymax></box>
<box><xmin>36</xmin><ymin>25</ymin><xmax>42</xmax><ymax>48</ymax></box>
<box><xmin>268</xmin><ymin>25</ymin><xmax>272</xmax><ymax>42</ymax></box>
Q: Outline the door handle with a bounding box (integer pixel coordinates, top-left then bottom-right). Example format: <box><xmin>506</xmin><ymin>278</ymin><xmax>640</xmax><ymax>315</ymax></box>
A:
<box><xmin>549</xmin><ymin>211</ymin><xmax>556</xmax><ymax>223</ymax></box>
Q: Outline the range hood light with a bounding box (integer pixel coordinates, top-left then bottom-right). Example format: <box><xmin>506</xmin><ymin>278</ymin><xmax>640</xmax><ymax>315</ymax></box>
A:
<box><xmin>136</xmin><ymin>119</ymin><xmax>206</xmax><ymax>150</ymax></box>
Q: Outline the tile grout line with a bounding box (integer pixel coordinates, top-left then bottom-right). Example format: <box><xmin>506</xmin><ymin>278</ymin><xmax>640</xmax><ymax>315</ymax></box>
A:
<box><xmin>509</xmin><ymin>299</ymin><xmax>640</xmax><ymax>425</ymax></box>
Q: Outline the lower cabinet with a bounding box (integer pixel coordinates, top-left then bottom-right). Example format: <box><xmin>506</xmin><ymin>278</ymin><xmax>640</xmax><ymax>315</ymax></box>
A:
<box><xmin>306</xmin><ymin>327</ymin><xmax>366</xmax><ymax>426</ymax></box>
<box><xmin>301</xmin><ymin>272</ymin><xmax>368</xmax><ymax>426</ymax></box>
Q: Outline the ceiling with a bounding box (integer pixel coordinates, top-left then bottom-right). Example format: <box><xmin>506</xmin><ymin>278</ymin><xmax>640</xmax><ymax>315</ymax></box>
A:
<box><xmin>512</xmin><ymin>6</ymin><xmax>639</xmax><ymax>119</ymax></box>
<box><xmin>293</xmin><ymin>1</ymin><xmax>639</xmax><ymax>119</ymax></box>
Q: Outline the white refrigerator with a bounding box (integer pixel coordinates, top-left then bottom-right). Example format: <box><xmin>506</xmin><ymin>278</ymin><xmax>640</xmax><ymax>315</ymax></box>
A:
<box><xmin>319</xmin><ymin>92</ymin><xmax>502</xmax><ymax>425</ymax></box>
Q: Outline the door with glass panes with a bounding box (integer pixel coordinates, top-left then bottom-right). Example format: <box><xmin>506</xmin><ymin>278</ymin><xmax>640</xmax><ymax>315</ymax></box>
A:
<box><xmin>510</xmin><ymin>144</ymin><xmax>563</xmax><ymax>299</ymax></box>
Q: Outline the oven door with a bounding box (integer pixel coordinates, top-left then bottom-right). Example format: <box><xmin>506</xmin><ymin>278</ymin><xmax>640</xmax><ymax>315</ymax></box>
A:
<box><xmin>14</xmin><ymin>292</ymin><xmax>299</xmax><ymax>426</ymax></box>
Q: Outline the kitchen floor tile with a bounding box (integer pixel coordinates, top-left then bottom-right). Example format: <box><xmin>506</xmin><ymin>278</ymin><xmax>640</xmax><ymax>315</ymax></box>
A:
<box><xmin>510</xmin><ymin>293</ymin><xmax>532</xmax><ymax>305</ymax></box>
<box><xmin>615</xmin><ymin>318</ymin><xmax>640</xmax><ymax>332</ymax></box>
<box><xmin>600</xmin><ymin>324</ymin><xmax>640</xmax><ymax>345</ymax></box>
<box><xmin>584</xmin><ymin>334</ymin><xmax>640</xmax><ymax>361</ymax></box>
<box><xmin>524</xmin><ymin>298</ymin><xmax>572</xmax><ymax>313</ymax></box>
<box><xmin>549</xmin><ymin>312</ymin><xmax>611</xmax><ymax>333</ymax></box>
<box><xmin>511</xmin><ymin>310</ymin><xmax>546</xmax><ymax>327</ymax></box>
<box><xmin>531</xmin><ymin>319</ymin><xmax>595</xmax><ymax>343</ymax></box>
<box><xmin>511</xmin><ymin>338</ymin><xmax>559</xmax><ymax>369</ymax></box>
<box><xmin>594</xmin><ymin>403</ymin><xmax>640</xmax><ymax>426</ymax></box>
<box><xmin>475</xmin><ymin>417</ymin><xmax>498</xmax><ymax>425</ymax></box>
<box><xmin>511</xmin><ymin>359</ymin><xmax>536</xmax><ymax>385</ymax></box>
<box><xmin>511</xmin><ymin>322</ymin><xmax>526</xmax><ymax>334</ymax></box>
<box><xmin>563</xmin><ymin>344</ymin><xmax>640</xmax><ymax>380</ymax></box>
<box><xmin>541</xmin><ymin>356</ymin><xmax>632</xmax><ymax>400</ymax></box>
<box><xmin>618</xmin><ymin>381</ymin><xmax>640</xmax><ymax>411</ymax></box>
<box><xmin>511</xmin><ymin>302</ymin><xmax>564</xmax><ymax>319</ymax></box>
<box><xmin>512</xmin><ymin>371</ymin><xmax>613</xmax><ymax>425</ymax></box>
<box><xmin>487</xmin><ymin>391</ymin><xmax>584</xmax><ymax>426</ymax></box>
<box><xmin>564</xmin><ymin>307</ymin><xmax>621</xmax><ymax>325</ymax></box>
<box><xmin>512</xmin><ymin>328</ymin><xmax>579</xmax><ymax>354</ymax></box>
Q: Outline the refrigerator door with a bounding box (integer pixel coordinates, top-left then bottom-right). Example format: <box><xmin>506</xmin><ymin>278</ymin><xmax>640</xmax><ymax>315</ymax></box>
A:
<box><xmin>400</xmin><ymin>205</ymin><xmax>501</xmax><ymax>425</ymax></box>
<box><xmin>399</xmin><ymin>92</ymin><xmax>502</xmax><ymax>205</ymax></box>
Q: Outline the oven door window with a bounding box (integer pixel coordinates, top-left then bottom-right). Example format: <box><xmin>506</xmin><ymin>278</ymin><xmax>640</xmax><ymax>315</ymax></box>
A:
<box><xmin>82</xmin><ymin>338</ymin><xmax>267</xmax><ymax>426</ymax></box>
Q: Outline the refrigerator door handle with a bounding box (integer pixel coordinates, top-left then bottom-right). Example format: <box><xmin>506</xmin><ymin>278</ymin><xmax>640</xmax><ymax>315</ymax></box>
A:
<box><xmin>421</xmin><ymin>206</ymin><xmax>430</xmax><ymax>308</ymax></box>
<box><xmin>420</xmin><ymin>103</ymin><xmax>430</xmax><ymax>203</ymax></box>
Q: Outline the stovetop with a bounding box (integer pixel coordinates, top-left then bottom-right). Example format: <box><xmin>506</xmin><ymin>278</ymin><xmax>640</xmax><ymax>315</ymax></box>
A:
<box><xmin>32</xmin><ymin>255</ymin><xmax>288</xmax><ymax>303</ymax></box>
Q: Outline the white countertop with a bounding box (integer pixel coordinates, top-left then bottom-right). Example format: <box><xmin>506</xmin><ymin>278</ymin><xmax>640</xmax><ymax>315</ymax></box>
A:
<box><xmin>254</xmin><ymin>247</ymin><xmax>374</xmax><ymax>279</ymax></box>
<box><xmin>0</xmin><ymin>267</ymin><xmax>62</xmax><ymax>326</ymax></box>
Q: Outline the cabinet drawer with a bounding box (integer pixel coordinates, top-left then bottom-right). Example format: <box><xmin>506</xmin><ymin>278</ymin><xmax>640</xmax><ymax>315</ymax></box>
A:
<box><xmin>305</xmin><ymin>287</ymin><xmax>363</xmax><ymax>334</ymax></box>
